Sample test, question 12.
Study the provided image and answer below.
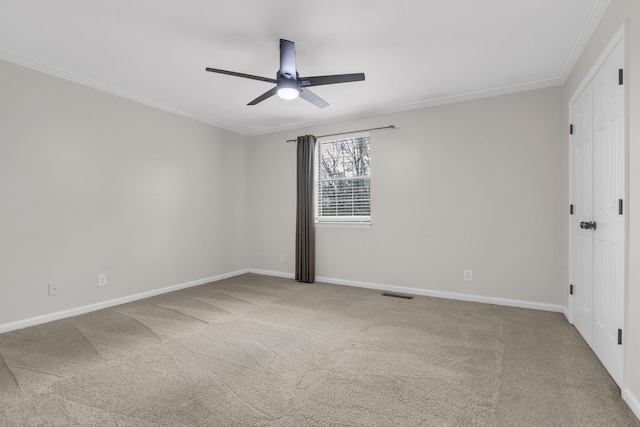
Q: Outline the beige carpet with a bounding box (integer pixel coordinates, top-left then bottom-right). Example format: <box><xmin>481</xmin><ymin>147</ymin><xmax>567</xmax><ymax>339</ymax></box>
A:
<box><xmin>0</xmin><ymin>273</ymin><xmax>637</xmax><ymax>426</ymax></box>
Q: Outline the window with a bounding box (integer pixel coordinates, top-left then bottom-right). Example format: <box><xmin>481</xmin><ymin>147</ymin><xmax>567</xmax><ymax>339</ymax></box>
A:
<box><xmin>315</xmin><ymin>132</ymin><xmax>371</xmax><ymax>224</ymax></box>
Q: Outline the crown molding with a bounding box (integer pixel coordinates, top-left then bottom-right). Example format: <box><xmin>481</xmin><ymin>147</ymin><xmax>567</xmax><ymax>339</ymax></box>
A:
<box><xmin>559</xmin><ymin>0</ymin><xmax>611</xmax><ymax>83</ymax></box>
<box><xmin>246</xmin><ymin>77</ymin><xmax>562</xmax><ymax>136</ymax></box>
<box><xmin>2</xmin><ymin>0</ymin><xmax>610</xmax><ymax>141</ymax></box>
<box><xmin>0</xmin><ymin>50</ymin><xmax>253</xmax><ymax>136</ymax></box>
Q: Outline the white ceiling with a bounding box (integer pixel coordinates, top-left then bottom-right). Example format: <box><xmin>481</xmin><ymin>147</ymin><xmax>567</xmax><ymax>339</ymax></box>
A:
<box><xmin>0</xmin><ymin>0</ymin><xmax>608</xmax><ymax>135</ymax></box>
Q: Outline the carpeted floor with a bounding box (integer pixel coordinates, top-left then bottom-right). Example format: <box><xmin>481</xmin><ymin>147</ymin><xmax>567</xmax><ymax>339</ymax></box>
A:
<box><xmin>0</xmin><ymin>273</ymin><xmax>638</xmax><ymax>426</ymax></box>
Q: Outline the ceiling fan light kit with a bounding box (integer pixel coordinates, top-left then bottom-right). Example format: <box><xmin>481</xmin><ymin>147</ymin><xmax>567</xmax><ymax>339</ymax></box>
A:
<box><xmin>276</xmin><ymin>78</ymin><xmax>300</xmax><ymax>100</ymax></box>
<box><xmin>206</xmin><ymin>39</ymin><xmax>365</xmax><ymax>108</ymax></box>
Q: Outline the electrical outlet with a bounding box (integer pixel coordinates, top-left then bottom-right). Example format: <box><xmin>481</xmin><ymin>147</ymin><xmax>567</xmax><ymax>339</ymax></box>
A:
<box><xmin>279</xmin><ymin>254</ymin><xmax>285</xmax><ymax>263</ymax></box>
<box><xmin>97</xmin><ymin>273</ymin><xmax>107</xmax><ymax>287</ymax></box>
<box><xmin>48</xmin><ymin>283</ymin><xmax>60</xmax><ymax>296</ymax></box>
<box><xmin>464</xmin><ymin>269</ymin><xmax>473</xmax><ymax>282</ymax></box>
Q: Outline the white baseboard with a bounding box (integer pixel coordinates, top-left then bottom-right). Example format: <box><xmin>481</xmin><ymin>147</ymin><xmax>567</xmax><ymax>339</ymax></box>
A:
<box><xmin>246</xmin><ymin>270</ymin><xmax>564</xmax><ymax>313</ymax></box>
<box><xmin>248</xmin><ymin>269</ymin><xmax>295</xmax><ymax>279</ymax></box>
<box><xmin>624</xmin><ymin>388</ymin><xmax>640</xmax><ymax>421</ymax></box>
<box><xmin>563</xmin><ymin>305</ymin><xmax>571</xmax><ymax>322</ymax></box>
<box><xmin>0</xmin><ymin>268</ymin><xmax>566</xmax><ymax>335</ymax></box>
<box><xmin>316</xmin><ymin>276</ymin><xmax>564</xmax><ymax>313</ymax></box>
<box><xmin>0</xmin><ymin>269</ymin><xmax>250</xmax><ymax>334</ymax></box>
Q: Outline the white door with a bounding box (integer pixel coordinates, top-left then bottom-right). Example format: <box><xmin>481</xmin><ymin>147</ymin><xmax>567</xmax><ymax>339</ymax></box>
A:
<box><xmin>591</xmin><ymin>40</ymin><xmax>625</xmax><ymax>386</ymax></box>
<box><xmin>569</xmin><ymin>39</ymin><xmax>625</xmax><ymax>387</ymax></box>
<box><xmin>570</xmin><ymin>83</ymin><xmax>593</xmax><ymax>345</ymax></box>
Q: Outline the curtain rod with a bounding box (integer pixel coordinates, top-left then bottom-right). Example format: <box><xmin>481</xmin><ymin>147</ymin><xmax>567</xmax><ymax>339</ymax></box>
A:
<box><xmin>286</xmin><ymin>125</ymin><xmax>395</xmax><ymax>143</ymax></box>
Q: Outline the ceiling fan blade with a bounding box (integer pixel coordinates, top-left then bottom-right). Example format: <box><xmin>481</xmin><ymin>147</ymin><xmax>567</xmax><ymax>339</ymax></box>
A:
<box><xmin>279</xmin><ymin>39</ymin><xmax>296</xmax><ymax>78</ymax></box>
<box><xmin>206</xmin><ymin>40</ymin><xmax>363</xmax><ymax>108</ymax></box>
<box><xmin>248</xmin><ymin>87</ymin><xmax>278</xmax><ymax>105</ymax></box>
<box><xmin>299</xmin><ymin>87</ymin><xmax>329</xmax><ymax>109</ymax></box>
<box><xmin>206</xmin><ymin>67</ymin><xmax>276</xmax><ymax>84</ymax></box>
<box><xmin>299</xmin><ymin>73</ymin><xmax>365</xmax><ymax>87</ymax></box>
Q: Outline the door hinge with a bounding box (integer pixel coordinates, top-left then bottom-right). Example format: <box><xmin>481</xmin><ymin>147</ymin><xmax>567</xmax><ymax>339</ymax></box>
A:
<box><xmin>618</xmin><ymin>328</ymin><xmax>622</xmax><ymax>345</ymax></box>
<box><xmin>570</xmin><ymin>284</ymin><xmax>574</xmax><ymax>295</ymax></box>
<box><xmin>619</xmin><ymin>199</ymin><xmax>623</xmax><ymax>215</ymax></box>
<box><xmin>619</xmin><ymin>69</ymin><xmax>624</xmax><ymax>85</ymax></box>
<box><xmin>570</xmin><ymin>204</ymin><xmax>574</xmax><ymax>215</ymax></box>
<box><xmin>570</xmin><ymin>124</ymin><xmax>574</xmax><ymax>135</ymax></box>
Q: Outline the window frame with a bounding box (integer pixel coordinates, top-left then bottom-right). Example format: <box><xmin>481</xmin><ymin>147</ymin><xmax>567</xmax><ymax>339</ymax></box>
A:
<box><xmin>314</xmin><ymin>132</ymin><xmax>372</xmax><ymax>227</ymax></box>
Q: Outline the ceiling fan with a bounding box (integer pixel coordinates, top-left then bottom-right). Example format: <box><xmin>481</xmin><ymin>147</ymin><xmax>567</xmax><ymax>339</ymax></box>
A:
<box><xmin>205</xmin><ymin>39</ymin><xmax>365</xmax><ymax>108</ymax></box>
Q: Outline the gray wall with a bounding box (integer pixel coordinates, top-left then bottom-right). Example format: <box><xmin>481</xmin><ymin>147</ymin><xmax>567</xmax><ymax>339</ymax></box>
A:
<box><xmin>248</xmin><ymin>87</ymin><xmax>566</xmax><ymax>306</ymax></box>
<box><xmin>0</xmin><ymin>59</ymin><xmax>249</xmax><ymax>325</ymax></box>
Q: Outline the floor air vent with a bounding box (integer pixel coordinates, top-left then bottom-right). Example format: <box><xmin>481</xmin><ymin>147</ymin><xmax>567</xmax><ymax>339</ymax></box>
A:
<box><xmin>382</xmin><ymin>292</ymin><xmax>413</xmax><ymax>300</ymax></box>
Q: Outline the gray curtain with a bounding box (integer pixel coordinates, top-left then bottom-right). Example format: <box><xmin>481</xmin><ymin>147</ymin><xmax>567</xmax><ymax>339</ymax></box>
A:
<box><xmin>295</xmin><ymin>135</ymin><xmax>316</xmax><ymax>283</ymax></box>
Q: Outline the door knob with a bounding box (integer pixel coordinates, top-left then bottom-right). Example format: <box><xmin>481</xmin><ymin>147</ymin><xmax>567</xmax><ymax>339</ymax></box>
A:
<box><xmin>580</xmin><ymin>221</ymin><xmax>597</xmax><ymax>230</ymax></box>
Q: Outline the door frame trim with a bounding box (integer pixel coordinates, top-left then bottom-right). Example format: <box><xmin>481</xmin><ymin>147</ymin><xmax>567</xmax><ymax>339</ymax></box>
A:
<box><xmin>567</xmin><ymin>21</ymin><xmax>628</xmax><ymax>390</ymax></box>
